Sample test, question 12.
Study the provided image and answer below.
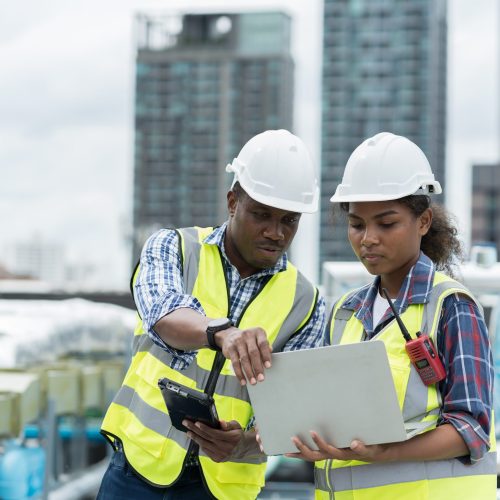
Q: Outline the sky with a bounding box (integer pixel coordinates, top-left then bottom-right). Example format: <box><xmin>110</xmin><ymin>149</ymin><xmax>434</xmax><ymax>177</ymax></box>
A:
<box><xmin>0</xmin><ymin>0</ymin><xmax>498</xmax><ymax>289</ymax></box>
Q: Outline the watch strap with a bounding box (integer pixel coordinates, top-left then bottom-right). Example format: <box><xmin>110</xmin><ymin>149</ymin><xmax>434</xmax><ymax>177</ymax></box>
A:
<box><xmin>207</xmin><ymin>328</ymin><xmax>223</xmax><ymax>351</ymax></box>
<box><xmin>206</xmin><ymin>319</ymin><xmax>232</xmax><ymax>352</ymax></box>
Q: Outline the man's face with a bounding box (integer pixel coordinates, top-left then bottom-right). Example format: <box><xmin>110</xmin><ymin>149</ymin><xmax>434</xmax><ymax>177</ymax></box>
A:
<box><xmin>225</xmin><ymin>190</ymin><xmax>301</xmax><ymax>278</ymax></box>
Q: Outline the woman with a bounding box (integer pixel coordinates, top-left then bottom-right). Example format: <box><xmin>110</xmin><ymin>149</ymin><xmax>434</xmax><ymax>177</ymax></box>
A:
<box><xmin>288</xmin><ymin>133</ymin><xmax>496</xmax><ymax>499</ymax></box>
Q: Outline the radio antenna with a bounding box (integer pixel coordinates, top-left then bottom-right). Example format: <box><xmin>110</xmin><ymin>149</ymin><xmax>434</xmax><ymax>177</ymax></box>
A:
<box><xmin>381</xmin><ymin>288</ymin><xmax>412</xmax><ymax>342</ymax></box>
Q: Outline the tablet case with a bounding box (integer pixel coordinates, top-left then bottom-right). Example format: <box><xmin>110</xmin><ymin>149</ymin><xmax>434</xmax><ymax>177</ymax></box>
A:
<box><xmin>158</xmin><ymin>378</ymin><xmax>220</xmax><ymax>432</ymax></box>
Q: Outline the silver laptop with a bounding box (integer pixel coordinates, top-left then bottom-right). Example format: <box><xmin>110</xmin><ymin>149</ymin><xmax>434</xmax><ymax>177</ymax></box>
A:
<box><xmin>247</xmin><ymin>341</ymin><xmax>432</xmax><ymax>456</ymax></box>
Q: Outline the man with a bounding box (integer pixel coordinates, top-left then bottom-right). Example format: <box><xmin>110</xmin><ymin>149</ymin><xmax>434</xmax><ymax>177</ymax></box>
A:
<box><xmin>98</xmin><ymin>129</ymin><xmax>326</xmax><ymax>499</ymax></box>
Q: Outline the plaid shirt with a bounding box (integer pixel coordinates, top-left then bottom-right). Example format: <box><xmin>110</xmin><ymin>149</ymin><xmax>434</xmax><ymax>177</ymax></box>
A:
<box><xmin>134</xmin><ymin>223</ymin><xmax>326</xmax><ymax>371</ymax></box>
<box><xmin>327</xmin><ymin>252</ymin><xmax>493</xmax><ymax>463</ymax></box>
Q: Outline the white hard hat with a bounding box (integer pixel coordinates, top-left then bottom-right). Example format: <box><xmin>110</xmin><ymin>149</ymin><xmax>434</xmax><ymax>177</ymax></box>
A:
<box><xmin>330</xmin><ymin>132</ymin><xmax>442</xmax><ymax>203</ymax></box>
<box><xmin>226</xmin><ymin>129</ymin><xmax>319</xmax><ymax>213</ymax></box>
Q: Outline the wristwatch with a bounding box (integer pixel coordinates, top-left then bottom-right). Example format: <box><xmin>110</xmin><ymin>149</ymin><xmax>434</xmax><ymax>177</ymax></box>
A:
<box><xmin>206</xmin><ymin>318</ymin><xmax>233</xmax><ymax>351</ymax></box>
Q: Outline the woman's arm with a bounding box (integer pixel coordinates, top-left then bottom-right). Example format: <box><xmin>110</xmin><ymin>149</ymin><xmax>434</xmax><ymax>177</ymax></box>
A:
<box><xmin>287</xmin><ymin>423</ymin><xmax>467</xmax><ymax>463</ymax></box>
<box><xmin>437</xmin><ymin>293</ymin><xmax>494</xmax><ymax>462</ymax></box>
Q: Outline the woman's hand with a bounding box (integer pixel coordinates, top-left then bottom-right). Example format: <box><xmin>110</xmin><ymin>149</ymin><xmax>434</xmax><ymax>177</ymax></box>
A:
<box><xmin>287</xmin><ymin>425</ymin><xmax>469</xmax><ymax>464</ymax></box>
<box><xmin>286</xmin><ymin>431</ymin><xmax>390</xmax><ymax>462</ymax></box>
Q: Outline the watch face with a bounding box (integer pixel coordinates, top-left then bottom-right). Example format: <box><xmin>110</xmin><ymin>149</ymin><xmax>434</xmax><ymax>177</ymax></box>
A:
<box><xmin>208</xmin><ymin>317</ymin><xmax>231</xmax><ymax>330</ymax></box>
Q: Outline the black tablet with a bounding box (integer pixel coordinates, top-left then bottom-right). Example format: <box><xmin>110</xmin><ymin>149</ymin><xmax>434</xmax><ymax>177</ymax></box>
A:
<box><xmin>158</xmin><ymin>378</ymin><xmax>220</xmax><ymax>433</ymax></box>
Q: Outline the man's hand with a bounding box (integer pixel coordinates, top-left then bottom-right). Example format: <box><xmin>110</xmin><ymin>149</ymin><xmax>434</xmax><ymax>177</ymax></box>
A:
<box><xmin>216</xmin><ymin>327</ymin><xmax>272</xmax><ymax>386</ymax></box>
<box><xmin>183</xmin><ymin>419</ymin><xmax>245</xmax><ymax>463</ymax></box>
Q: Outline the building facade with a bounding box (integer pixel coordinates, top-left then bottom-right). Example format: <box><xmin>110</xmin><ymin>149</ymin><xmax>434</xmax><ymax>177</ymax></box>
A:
<box><xmin>4</xmin><ymin>238</ymin><xmax>65</xmax><ymax>284</ymax></box>
<box><xmin>321</xmin><ymin>0</ymin><xmax>447</xmax><ymax>262</ymax></box>
<box><xmin>132</xmin><ymin>12</ymin><xmax>294</xmax><ymax>260</ymax></box>
<box><xmin>471</xmin><ymin>163</ymin><xmax>500</xmax><ymax>256</ymax></box>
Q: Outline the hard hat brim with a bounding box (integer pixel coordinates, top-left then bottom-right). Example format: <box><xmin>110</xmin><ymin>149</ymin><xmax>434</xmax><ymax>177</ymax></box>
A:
<box><xmin>245</xmin><ymin>187</ymin><xmax>320</xmax><ymax>214</ymax></box>
<box><xmin>330</xmin><ymin>184</ymin><xmax>442</xmax><ymax>203</ymax></box>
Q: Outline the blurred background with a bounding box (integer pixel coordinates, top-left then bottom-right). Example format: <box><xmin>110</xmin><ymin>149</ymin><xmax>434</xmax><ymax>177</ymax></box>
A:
<box><xmin>1</xmin><ymin>0</ymin><xmax>499</xmax><ymax>498</ymax></box>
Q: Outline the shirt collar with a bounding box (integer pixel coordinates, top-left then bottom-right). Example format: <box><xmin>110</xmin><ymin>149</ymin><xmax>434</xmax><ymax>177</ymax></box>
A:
<box><xmin>203</xmin><ymin>222</ymin><xmax>288</xmax><ymax>278</ymax></box>
<box><xmin>342</xmin><ymin>252</ymin><xmax>436</xmax><ymax>335</ymax></box>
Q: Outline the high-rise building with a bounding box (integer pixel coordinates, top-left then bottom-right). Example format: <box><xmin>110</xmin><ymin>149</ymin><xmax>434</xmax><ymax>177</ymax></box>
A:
<box><xmin>4</xmin><ymin>237</ymin><xmax>65</xmax><ymax>284</ymax></box>
<box><xmin>320</xmin><ymin>0</ymin><xmax>447</xmax><ymax>263</ymax></box>
<box><xmin>471</xmin><ymin>163</ymin><xmax>500</xmax><ymax>255</ymax></box>
<box><xmin>132</xmin><ymin>12</ymin><xmax>294</xmax><ymax>260</ymax></box>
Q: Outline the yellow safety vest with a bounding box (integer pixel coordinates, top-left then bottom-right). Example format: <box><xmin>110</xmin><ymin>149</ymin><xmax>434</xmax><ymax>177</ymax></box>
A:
<box><xmin>101</xmin><ymin>226</ymin><xmax>319</xmax><ymax>500</ymax></box>
<box><xmin>315</xmin><ymin>272</ymin><xmax>497</xmax><ymax>500</ymax></box>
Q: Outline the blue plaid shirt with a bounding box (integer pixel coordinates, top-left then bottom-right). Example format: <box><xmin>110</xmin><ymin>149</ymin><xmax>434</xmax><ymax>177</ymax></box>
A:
<box><xmin>327</xmin><ymin>253</ymin><xmax>493</xmax><ymax>462</ymax></box>
<box><xmin>134</xmin><ymin>223</ymin><xmax>326</xmax><ymax>371</ymax></box>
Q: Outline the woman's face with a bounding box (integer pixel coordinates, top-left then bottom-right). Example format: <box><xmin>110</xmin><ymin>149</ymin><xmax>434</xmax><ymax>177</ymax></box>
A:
<box><xmin>347</xmin><ymin>200</ymin><xmax>432</xmax><ymax>289</ymax></box>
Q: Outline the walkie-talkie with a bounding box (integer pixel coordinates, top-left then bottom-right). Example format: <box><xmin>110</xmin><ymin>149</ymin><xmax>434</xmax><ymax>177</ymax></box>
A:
<box><xmin>382</xmin><ymin>288</ymin><xmax>446</xmax><ymax>386</ymax></box>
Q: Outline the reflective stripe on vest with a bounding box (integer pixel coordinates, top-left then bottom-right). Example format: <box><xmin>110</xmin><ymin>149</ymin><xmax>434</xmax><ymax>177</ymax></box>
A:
<box><xmin>101</xmin><ymin>226</ymin><xmax>318</xmax><ymax>499</ymax></box>
<box><xmin>315</xmin><ymin>450</ymin><xmax>497</xmax><ymax>496</ymax></box>
<box><xmin>315</xmin><ymin>272</ymin><xmax>496</xmax><ymax>499</ymax></box>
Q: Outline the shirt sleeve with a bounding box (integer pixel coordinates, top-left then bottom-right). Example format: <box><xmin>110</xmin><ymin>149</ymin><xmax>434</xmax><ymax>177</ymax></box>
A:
<box><xmin>133</xmin><ymin>229</ymin><xmax>206</xmax><ymax>369</ymax></box>
<box><xmin>282</xmin><ymin>294</ymin><xmax>327</xmax><ymax>352</ymax></box>
<box><xmin>436</xmin><ymin>293</ymin><xmax>494</xmax><ymax>463</ymax></box>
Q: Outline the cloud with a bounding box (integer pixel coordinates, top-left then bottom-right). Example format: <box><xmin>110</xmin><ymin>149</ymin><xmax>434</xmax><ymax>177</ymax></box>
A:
<box><xmin>0</xmin><ymin>1</ymin><xmax>138</xmax><ymax>288</ymax></box>
<box><xmin>448</xmin><ymin>0</ymin><xmax>498</xmax><ymax>144</ymax></box>
<box><xmin>0</xmin><ymin>8</ymin><xmax>134</xmax><ymax>137</ymax></box>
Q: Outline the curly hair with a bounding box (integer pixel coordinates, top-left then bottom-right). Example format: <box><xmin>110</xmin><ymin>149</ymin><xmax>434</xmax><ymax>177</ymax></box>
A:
<box><xmin>339</xmin><ymin>196</ymin><xmax>464</xmax><ymax>276</ymax></box>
